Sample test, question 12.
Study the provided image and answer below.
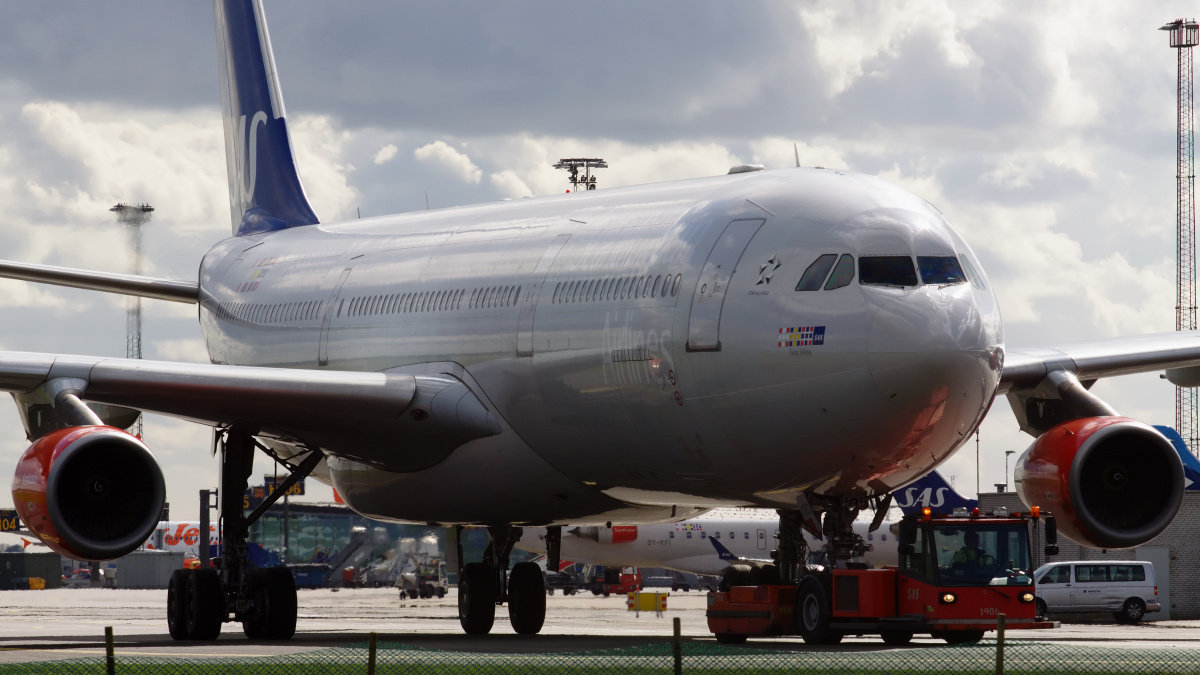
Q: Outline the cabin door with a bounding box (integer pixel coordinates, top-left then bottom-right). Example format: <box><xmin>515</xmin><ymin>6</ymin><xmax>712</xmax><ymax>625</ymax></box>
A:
<box><xmin>517</xmin><ymin>234</ymin><xmax>571</xmax><ymax>356</ymax></box>
<box><xmin>685</xmin><ymin>219</ymin><xmax>764</xmax><ymax>351</ymax></box>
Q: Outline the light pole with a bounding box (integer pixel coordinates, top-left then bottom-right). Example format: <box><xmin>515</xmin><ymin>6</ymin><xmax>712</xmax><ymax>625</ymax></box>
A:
<box><xmin>1005</xmin><ymin>451</ymin><xmax>1016</xmax><ymax>491</ymax></box>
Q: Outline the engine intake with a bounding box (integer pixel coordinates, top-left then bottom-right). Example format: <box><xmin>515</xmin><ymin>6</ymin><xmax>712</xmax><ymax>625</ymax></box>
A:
<box><xmin>1015</xmin><ymin>416</ymin><xmax>1184</xmax><ymax>549</ymax></box>
<box><xmin>11</xmin><ymin>426</ymin><xmax>165</xmax><ymax>561</ymax></box>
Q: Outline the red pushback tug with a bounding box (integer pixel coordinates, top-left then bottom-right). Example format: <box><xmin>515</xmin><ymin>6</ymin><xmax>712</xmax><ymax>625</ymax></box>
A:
<box><xmin>707</xmin><ymin>506</ymin><xmax>1060</xmax><ymax>645</ymax></box>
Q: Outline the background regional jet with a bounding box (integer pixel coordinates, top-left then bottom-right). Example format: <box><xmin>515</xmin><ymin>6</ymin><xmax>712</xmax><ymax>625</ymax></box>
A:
<box><xmin>0</xmin><ymin>0</ymin><xmax>1197</xmax><ymax>641</ymax></box>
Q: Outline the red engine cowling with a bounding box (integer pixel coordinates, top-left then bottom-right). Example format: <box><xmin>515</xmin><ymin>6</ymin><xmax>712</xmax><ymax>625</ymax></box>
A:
<box><xmin>1015</xmin><ymin>416</ymin><xmax>1184</xmax><ymax>549</ymax></box>
<box><xmin>11</xmin><ymin>426</ymin><xmax>165</xmax><ymax>561</ymax></box>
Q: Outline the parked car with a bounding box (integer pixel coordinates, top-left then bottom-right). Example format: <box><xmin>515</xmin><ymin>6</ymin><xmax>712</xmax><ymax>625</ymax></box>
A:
<box><xmin>1033</xmin><ymin>560</ymin><xmax>1160</xmax><ymax>624</ymax></box>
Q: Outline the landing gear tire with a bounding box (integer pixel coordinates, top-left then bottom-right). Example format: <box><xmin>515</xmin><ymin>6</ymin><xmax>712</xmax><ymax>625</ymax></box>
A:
<box><xmin>508</xmin><ymin>561</ymin><xmax>546</xmax><ymax>635</ymax></box>
<box><xmin>796</xmin><ymin>577</ymin><xmax>841</xmax><ymax>645</ymax></box>
<box><xmin>1035</xmin><ymin>598</ymin><xmax>1047</xmax><ymax>620</ymax></box>
<box><xmin>1115</xmin><ymin>598</ymin><xmax>1146</xmax><ymax>624</ymax></box>
<box><xmin>458</xmin><ymin>562</ymin><xmax>496</xmax><ymax>635</ymax></box>
<box><xmin>936</xmin><ymin>630</ymin><xmax>985</xmax><ymax>644</ymax></box>
<box><xmin>715</xmin><ymin>632</ymin><xmax>748</xmax><ymax>645</ymax></box>
<box><xmin>881</xmin><ymin>630</ymin><xmax>913</xmax><ymax>646</ymax></box>
<box><xmin>719</xmin><ymin>564</ymin><xmax>756</xmax><ymax>591</ymax></box>
<box><xmin>753</xmin><ymin>564</ymin><xmax>781</xmax><ymax>586</ymax></box>
<box><xmin>242</xmin><ymin>567</ymin><xmax>298</xmax><ymax>640</ymax></box>
<box><xmin>185</xmin><ymin>568</ymin><xmax>224</xmax><ymax>641</ymax></box>
<box><xmin>167</xmin><ymin>569</ymin><xmax>193</xmax><ymax>640</ymax></box>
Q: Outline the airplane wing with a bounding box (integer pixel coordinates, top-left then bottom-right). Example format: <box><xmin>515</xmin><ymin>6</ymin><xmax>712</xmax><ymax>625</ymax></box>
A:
<box><xmin>999</xmin><ymin>330</ymin><xmax>1200</xmax><ymax>394</ymax></box>
<box><xmin>0</xmin><ymin>259</ymin><xmax>198</xmax><ymax>303</ymax></box>
<box><xmin>0</xmin><ymin>352</ymin><xmax>500</xmax><ymax>472</ymax></box>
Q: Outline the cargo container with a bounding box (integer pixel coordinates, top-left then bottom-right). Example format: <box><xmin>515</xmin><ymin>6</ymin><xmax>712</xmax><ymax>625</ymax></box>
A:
<box><xmin>0</xmin><ymin>552</ymin><xmax>63</xmax><ymax>590</ymax></box>
<box><xmin>113</xmin><ymin>551</ymin><xmax>186</xmax><ymax>589</ymax></box>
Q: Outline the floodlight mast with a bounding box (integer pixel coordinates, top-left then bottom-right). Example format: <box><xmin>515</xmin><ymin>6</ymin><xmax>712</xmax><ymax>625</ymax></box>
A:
<box><xmin>1162</xmin><ymin>20</ymin><xmax>1200</xmax><ymax>454</ymax></box>
<box><xmin>553</xmin><ymin>158</ymin><xmax>608</xmax><ymax>192</ymax></box>
<box><xmin>109</xmin><ymin>202</ymin><xmax>154</xmax><ymax>439</ymax></box>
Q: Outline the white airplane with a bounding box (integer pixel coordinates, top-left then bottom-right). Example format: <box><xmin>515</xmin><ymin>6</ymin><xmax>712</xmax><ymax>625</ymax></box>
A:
<box><xmin>0</xmin><ymin>0</ymin><xmax>1196</xmax><ymax>643</ymax></box>
<box><xmin>517</xmin><ymin>471</ymin><xmax>979</xmax><ymax>578</ymax></box>
<box><xmin>519</xmin><ymin>507</ymin><xmax>899</xmax><ymax>578</ymax></box>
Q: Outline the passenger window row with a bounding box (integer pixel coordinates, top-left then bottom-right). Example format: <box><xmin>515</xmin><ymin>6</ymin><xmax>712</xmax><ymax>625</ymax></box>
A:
<box><xmin>214</xmin><ymin>300</ymin><xmax>323</xmax><ymax>325</ymax></box>
<box><xmin>345</xmin><ymin>288</ymin><xmax>471</xmax><ymax>317</ymax></box>
<box><xmin>469</xmin><ymin>285</ymin><xmax>521</xmax><ymax>310</ymax></box>
<box><xmin>553</xmin><ymin>273</ymin><xmax>682</xmax><ymax>305</ymax></box>
<box><xmin>215</xmin><ymin>284</ymin><xmax>525</xmax><ymax>326</ymax></box>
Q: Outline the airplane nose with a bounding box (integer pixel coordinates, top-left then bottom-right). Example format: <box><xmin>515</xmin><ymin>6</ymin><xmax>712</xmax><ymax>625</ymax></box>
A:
<box><xmin>865</xmin><ymin>286</ymin><xmax>989</xmax><ymax>401</ymax></box>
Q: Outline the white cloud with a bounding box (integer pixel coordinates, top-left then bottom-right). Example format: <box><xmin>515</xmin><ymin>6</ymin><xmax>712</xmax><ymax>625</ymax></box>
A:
<box><xmin>289</xmin><ymin>114</ymin><xmax>360</xmax><ymax>222</ymax></box>
<box><xmin>489</xmin><ymin>171</ymin><xmax>532</xmax><ymax>199</ymax></box>
<box><xmin>151</xmin><ymin>338</ymin><xmax>209</xmax><ymax>363</ymax></box>
<box><xmin>414</xmin><ymin>140</ymin><xmax>482</xmax><ymax>184</ymax></box>
<box><xmin>795</xmin><ymin>0</ymin><xmax>999</xmax><ymax>96</ymax></box>
<box><xmin>373</xmin><ymin>143</ymin><xmax>397</xmax><ymax>165</ymax></box>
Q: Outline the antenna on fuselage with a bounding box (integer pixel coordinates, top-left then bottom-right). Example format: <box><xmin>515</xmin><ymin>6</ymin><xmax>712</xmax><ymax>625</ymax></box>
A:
<box><xmin>794</xmin><ymin>143</ymin><xmax>801</xmax><ymax>168</ymax></box>
<box><xmin>554</xmin><ymin>158</ymin><xmax>608</xmax><ymax>192</ymax></box>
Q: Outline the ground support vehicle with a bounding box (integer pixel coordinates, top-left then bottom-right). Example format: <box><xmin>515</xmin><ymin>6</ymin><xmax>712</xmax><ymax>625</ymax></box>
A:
<box><xmin>546</xmin><ymin>565</ymin><xmax>585</xmax><ymax>595</ymax></box>
<box><xmin>590</xmin><ymin>567</ymin><xmax>642</xmax><ymax>596</ymax></box>
<box><xmin>1034</xmin><ymin>560</ymin><xmax>1160</xmax><ymax>624</ymax></box>
<box><xmin>707</xmin><ymin>509</ymin><xmax>1059</xmax><ymax>645</ymax></box>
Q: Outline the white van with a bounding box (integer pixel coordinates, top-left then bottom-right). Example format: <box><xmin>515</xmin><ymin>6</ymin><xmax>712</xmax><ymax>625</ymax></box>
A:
<box><xmin>1033</xmin><ymin>560</ymin><xmax>1160</xmax><ymax>624</ymax></box>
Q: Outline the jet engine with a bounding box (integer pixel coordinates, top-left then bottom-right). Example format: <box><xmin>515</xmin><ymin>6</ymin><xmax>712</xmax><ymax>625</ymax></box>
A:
<box><xmin>569</xmin><ymin>525</ymin><xmax>639</xmax><ymax>544</ymax></box>
<box><xmin>1014</xmin><ymin>416</ymin><xmax>1183</xmax><ymax>549</ymax></box>
<box><xmin>11</xmin><ymin>426</ymin><xmax>165</xmax><ymax>560</ymax></box>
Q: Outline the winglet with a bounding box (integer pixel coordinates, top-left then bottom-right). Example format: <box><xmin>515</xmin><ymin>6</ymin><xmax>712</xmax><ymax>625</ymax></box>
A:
<box><xmin>894</xmin><ymin>470</ymin><xmax>977</xmax><ymax>515</ymax></box>
<box><xmin>213</xmin><ymin>0</ymin><xmax>319</xmax><ymax>236</ymax></box>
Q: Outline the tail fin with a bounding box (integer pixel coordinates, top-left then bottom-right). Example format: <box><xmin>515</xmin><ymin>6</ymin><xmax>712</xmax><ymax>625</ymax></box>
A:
<box><xmin>1154</xmin><ymin>425</ymin><xmax>1200</xmax><ymax>490</ymax></box>
<box><xmin>709</xmin><ymin>538</ymin><xmax>739</xmax><ymax>562</ymax></box>
<box><xmin>213</xmin><ymin>0</ymin><xmax>319</xmax><ymax>236</ymax></box>
<box><xmin>894</xmin><ymin>470</ymin><xmax>977</xmax><ymax>515</ymax></box>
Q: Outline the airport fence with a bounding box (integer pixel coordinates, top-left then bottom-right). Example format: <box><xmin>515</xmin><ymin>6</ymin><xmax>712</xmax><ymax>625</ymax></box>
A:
<box><xmin>8</xmin><ymin>626</ymin><xmax>1200</xmax><ymax>675</ymax></box>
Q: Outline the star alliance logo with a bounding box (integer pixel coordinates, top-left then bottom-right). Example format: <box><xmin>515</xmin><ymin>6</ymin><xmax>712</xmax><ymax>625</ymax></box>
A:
<box><xmin>757</xmin><ymin>254</ymin><xmax>781</xmax><ymax>285</ymax></box>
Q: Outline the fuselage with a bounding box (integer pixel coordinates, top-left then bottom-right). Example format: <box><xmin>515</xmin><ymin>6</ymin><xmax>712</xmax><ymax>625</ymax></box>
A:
<box><xmin>516</xmin><ymin>509</ymin><xmax>900</xmax><ymax>576</ymax></box>
<box><xmin>196</xmin><ymin>167</ymin><xmax>1004</xmax><ymax>525</ymax></box>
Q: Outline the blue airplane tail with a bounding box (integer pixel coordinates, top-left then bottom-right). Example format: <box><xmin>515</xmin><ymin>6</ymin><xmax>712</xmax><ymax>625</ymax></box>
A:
<box><xmin>709</xmin><ymin>538</ymin><xmax>739</xmax><ymax>561</ymax></box>
<box><xmin>894</xmin><ymin>470</ymin><xmax>978</xmax><ymax>515</ymax></box>
<box><xmin>1154</xmin><ymin>425</ymin><xmax>1200</xmax><ymax>490</ymax></box>
<box><xmin>213</xmin><ymin>0</ymin><xmax>319</xmax><ymax>236</ymax></box>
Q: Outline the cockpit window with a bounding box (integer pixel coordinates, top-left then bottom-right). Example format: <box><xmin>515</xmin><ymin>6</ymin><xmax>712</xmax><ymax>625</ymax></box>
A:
<box><xmin>859</xmin><ymin>256</ymin><xmax>918</xmax><ymax>287</ymax></box>
<box><xmin>917</xmin><ymin>256</ymin><xmax>967</xmax><ymax>286</ymax></box>
<box><xmin>824</xmin><ymin>254</ymin><xmax>855</xmax><ymax>290</ymax></box>
<box><xmin>959</xmin><ymin>256</ymin><xmax>986</xmax><ymax>290</ymax></box>
<box><xmin>795</xmin><ymin>254</ymin><xmax>838</xmax><ymax>291</ymax></box>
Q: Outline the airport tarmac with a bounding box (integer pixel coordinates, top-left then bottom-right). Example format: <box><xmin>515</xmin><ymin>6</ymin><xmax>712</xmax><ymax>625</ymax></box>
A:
<box><xmin>0</xmin><ymin>587</ymin><xmax>1195</xmax><ymax>663</ymax></box>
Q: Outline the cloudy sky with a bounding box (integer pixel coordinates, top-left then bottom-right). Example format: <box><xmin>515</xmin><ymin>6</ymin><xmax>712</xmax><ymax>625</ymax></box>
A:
<box><xmin>0</xmin><ymin>1</ymin><xmax>1195</xmax><ymax>524</ymax></box>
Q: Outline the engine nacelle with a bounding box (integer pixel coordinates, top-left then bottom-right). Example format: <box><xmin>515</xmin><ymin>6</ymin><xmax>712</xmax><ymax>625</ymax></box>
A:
<box><xmin>1015</xmin><ymin>416</ymin><xmax>1184</xmax><ymax>549</ymax></box>
<box><xmin>570</xmin><ymin>525</ymin><xmax>639</xmax><ymax>544</ymax></box>
<box><xmin>11</xmin><ymin>426</ymin><xmax>165</xmax><ymax>561</ymax></box>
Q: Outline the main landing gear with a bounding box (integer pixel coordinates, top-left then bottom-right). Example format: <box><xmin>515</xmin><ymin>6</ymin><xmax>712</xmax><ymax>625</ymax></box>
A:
<box><xmin>455</xmin><ymin>525</ymin><xmax>549</xmax><ymax>635</ymax></box>
<box><xmin>168</xmin><ymin>430</ymin><xmax>319</xmax><ymax>641</ymax></box>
